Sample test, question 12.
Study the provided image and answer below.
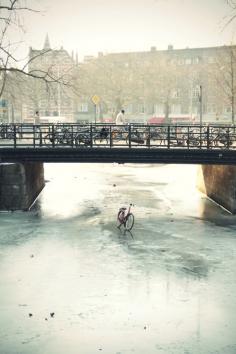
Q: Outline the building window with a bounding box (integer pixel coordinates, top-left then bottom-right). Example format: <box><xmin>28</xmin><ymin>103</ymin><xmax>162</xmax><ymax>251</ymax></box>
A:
<box><xmin>154</xmin><ymin>103</ymin><xmax>164</xmax><ymax>114</ymax></box>
<box><xmin>193</xmin><ymin>57</ymin><xmax>200</xmax><ymax>64</ymax></box>
<box><xmin>178</xmin><ymin>58</ymin><xmax>185</xmax><ymax>65</ymax></box>
<box><xmin>192</xmin><ymin>105</ymin><xmax>198</xmax><ymax>114</ymax></box>
<box><xmin>0</xmin><ymin>99</ymin><xmax>7</xmax><ymax>107</ymax></box>
<box><xmin>53</xmin><ymin>111</ymin><xmax>59</xmax><ymax>116</ymax></box>
<box><xmin>125</xmin><ymin>104</ymin><xmax>133</xmax><ymax>113</ymax></box>
<box><xmin>171</xmin><ymin>104</ymin><xmax>181</xmax><ymax>114</ymax></box>
<box><xmin>172</xmin><ymin>89</ymin><xmax>180</xmax><ymax>98</ymax></box>
<box><xmin>208</xmin><ymin>57</ymin><xmax>216</xmax><ymax>64</ymax></box>
<box><xmin>192</xmin><ymin>86</ymin><xmax>201</xmax><ymax>98</ymax></box>
<box><xmin>78</xmin><ymin>103</ymin><xmax>88</xmax><ymax>112</ymax></box>
<box><xmin>138</xmin><ymin>104</ymin><xmax>145</xmax><ymax>113</ymax></box>
<box><xmin>225</xmin><ymin>106</ymin><xmax>232</xmax><ymax>113</ymax></box>
<box><xmin>207</xmin><ymin>104</ymin><xmax>216</xmax><ymax>113</ymax></box>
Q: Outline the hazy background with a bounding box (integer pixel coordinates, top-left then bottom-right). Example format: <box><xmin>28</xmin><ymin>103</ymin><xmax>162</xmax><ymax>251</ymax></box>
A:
<box><xmin>21</xmin><ymin>0</ymin><xmax>236</xmax><ymax>60</ymax></box>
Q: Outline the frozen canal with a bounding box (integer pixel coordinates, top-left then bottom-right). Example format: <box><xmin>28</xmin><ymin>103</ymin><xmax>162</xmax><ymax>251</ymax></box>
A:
<box><xmin>0</xmin><ymin>163</ymin><xmax>236</xmax><ymax>354</ymax></box>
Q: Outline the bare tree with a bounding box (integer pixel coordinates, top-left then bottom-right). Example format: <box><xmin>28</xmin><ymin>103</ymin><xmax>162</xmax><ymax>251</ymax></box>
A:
<box><xmin>0</xmin><ymin>0</ymin><xmax>70</xmax><ymax>99</ymax></box>
<box><xmin>223</xmin><ymin>1</ymin><xmax>236</xmax><ymax>28</ymax></box>
<box><xmin>76</xmin><ymin>54</ymin><xmax>147</xmax><ymax>120</ymax></box>
<box><xmin>215</xmin><ymin>46</ymin><xmax>236</xmax><ymax>124</ymax></box>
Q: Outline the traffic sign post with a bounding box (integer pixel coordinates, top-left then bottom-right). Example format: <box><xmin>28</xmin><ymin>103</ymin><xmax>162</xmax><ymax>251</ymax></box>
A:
<box><xmin>94</xmin><ymin>104</ymin><xmax>96</xmax><ymax>125</ymax></box>
<box><xmin>91</xmin><ymin>95</ymin><xmax>100</xmax><ymax>105</ymax></box>
<box><xmin>91</xmin><ymin>95</ymin><xmax>100</xmax><ymax>124</ymax></box>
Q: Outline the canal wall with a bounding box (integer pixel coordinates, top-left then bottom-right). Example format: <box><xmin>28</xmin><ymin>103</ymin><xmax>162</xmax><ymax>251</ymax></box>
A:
<box><xmin>0</xmin><ymin>163</ymin><xmax>45</xmax><ymax>211</ymax></box>
<box><xmin>197</xmin><ymin>165</ymin><xmax>236</xmax><ymax>213</ymax></box>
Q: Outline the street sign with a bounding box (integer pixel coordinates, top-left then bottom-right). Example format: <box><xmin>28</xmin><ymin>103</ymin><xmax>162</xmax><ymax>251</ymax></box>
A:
<box><xmin>91</xmin><ymin>95</ymin><xmax>100</xmax><ymax>105</ymax></box>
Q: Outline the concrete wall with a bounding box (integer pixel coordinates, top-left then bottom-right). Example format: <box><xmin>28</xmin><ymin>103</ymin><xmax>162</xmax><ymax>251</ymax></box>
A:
<box><xmin>0</xmin><ymin>163</ymin><xmax>45</xmax><ymax>211</ymax></box>
<box><xmin>197</xmin><ymin>165</ymin><xmax>236</xmax><ymax>213</ymax></box>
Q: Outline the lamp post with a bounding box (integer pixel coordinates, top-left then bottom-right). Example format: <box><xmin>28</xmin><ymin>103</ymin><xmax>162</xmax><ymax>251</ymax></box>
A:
<box><xmin>57</xmin><ymin>66</ymin><xmax>61</xmax><ymax>117</ymax></box>
<box><xmin>199</xmin><ymin>85</ymin><xmax>203</xmax><ymax>126</ymax></box>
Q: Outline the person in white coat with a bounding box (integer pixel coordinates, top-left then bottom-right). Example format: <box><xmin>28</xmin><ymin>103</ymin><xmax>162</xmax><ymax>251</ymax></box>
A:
<box><xmin>115</xmin><ymin>109</ymin><xmax>125</xmax><ymax>125</ymax></box>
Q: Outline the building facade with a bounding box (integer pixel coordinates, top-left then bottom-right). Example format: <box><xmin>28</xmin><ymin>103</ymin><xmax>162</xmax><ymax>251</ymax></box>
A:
<box><xmin>25</xmin><ymin>35</ymin><xmax>77</xmax><ymax>123</ymax></box>
<box><xmin>2</xmin><ymin>40</ymin><xmax>235</xmax><ymax>125</ymax></box>
<box><xmin>77</xmin><ymin>44</ymin><xmax>236</xmax><ymax>124</ymax></box>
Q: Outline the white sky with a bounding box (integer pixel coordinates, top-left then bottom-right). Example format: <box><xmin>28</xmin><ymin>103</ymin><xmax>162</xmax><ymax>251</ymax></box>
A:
<box><xmin>21</xmin><ymin>0</ymin><xmax>236</xmax><ymax>61</ymax></box>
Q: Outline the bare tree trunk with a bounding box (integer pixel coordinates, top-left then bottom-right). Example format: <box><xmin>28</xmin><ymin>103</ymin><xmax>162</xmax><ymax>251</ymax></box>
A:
<box><xmin>11</xmin><ymin>103</ymin><xmax>14</xmax><ymax>123</ymax></box>
<box><xmin>216</xmin><ymin>46</ymin><xmax>236</xmax><ymax>125</ymax></box>
<box><xmin>115</xmin><ymin>97</ymin><xmax>122</xmax><ymax>116</ymax></box>
<box><xmin>164</xmin><ymin>94</ymin><xmax>171</xmax><ymax>124</ymax></box>
<box><xmin>231</xmin><ymin>53</ymin><xmax>235</xmax><ymax>124</ymax></box>
<box><xmin>232</xmin><ymin>95</ymin><xmax>235</xmax><ymax>124</ymax></box>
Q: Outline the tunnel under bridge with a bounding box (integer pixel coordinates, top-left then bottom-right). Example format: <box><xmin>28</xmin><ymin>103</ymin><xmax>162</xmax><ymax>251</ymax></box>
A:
<box><xmin>0</xmin><ymin>160</ymin><xmax>236</xmax><ymax>214</ymax></box>
<box><xmin>1</xmin><ymin>122</ymin><xmax>236</xmax><ymax>212</ymax></box>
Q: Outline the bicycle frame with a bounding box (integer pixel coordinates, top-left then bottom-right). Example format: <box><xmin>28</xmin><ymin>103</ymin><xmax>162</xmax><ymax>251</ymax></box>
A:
<box><xmin>119</xmin><ymin>204</ymin><xmax>131</xmax><ymax>221</ymax></box>
<box><xmin>117</xmin><ymin>203</ymin><xmax>134</xmax><ymax>231</ymax></box>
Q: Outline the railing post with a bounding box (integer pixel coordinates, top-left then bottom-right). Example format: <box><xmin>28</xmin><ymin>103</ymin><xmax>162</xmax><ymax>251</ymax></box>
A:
<box><xmin>90</xmin><ymin>124</ymin><xmax>93</xmax><ymax>148</ymax></box>
<box><xmin>52</xmin><ymin>124</ymin><xmax>55</xmax><ymax>147</ymax></box>
<box><xmin>227</xmin><ymin>126</ymin><xmax>230</xmax><ymax>149</ymax></box>
<box><xmin>33</xmin><ymin>125</ymin><xmax>36</xmax><ymax>148</ymax></box>
<box><xmin>128</xmin><ymin>124</ymin><xmax>131</xmax><ymax>148</ymax></box>
<box><xmin>187</xmin><ymin>126</ymin><xmax>190</xmax><ymax>149</ymax></box>
<box><xmin>72</xmin><ymin>125</ymin><xmax>74</xmax><ymax>147</ymax></box>
<box><xmin>200</xmin><ymin>125</ymin><xmax>202</xmax><ymax>149</ymax></box>
<box><xmin>146</xmin><ymin>125</ymin><xmax>150</xmax><ymax>148</ymax></box>
<box><xmin>13</xmin><ymin>124</ymin><xmax>17</xmax><ymax>148</ymax></box>
<box><xmin>110</xmin><ymin>125</ymin><xmax>112</xmax><ymax>148</ymax></box>
<box><xmin>39</xmin><ymin>126</ymin><xmax>42</xmax><ymax>146</ymax></box>
<box><xmin>167</xmin><ymin>125</ymin><xmax>170</xmax><ymax>149</ymax></box>
<box><xmin>207</xmin><ymin>125</ymin><xmax>210</xmax><ymax>149</ymax></box>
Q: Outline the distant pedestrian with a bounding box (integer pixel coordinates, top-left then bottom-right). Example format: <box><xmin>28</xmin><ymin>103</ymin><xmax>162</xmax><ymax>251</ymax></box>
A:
<box><xmin>35</xmin><ymin>110</ymin><xmax>40</xmax><ymax>124</ymax></box>
<box><xmin>116</xmin><ymin>109</ymin><xmax>125</xmax><ymax>125</ymax></box>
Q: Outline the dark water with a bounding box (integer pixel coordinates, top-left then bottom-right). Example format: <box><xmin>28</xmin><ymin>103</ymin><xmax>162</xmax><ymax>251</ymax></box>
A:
<box><xmin>0</xmin><ymin>163</ymin><xmax>236</xmax><ymax>354</ymax></box>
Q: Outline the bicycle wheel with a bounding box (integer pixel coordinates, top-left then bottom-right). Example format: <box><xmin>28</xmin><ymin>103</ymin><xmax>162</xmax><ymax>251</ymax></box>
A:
<box><xmin>125</xmin><ymin>213</ymin><xmax>134</xmax><ymax>231</ymax></box>
<box><xmin>75</xmin><ymin>134</ymin><xmax>90</xmax><ymax>146</ymax></box>
<box><xmin>117</xmin><ymin>210</ymin><xmax>125</xmax><ymax>227</ymax></box>
<box><xmin>43</xmin><ymin>133</ymin><xmax>53</xmax><ymax>146</ymax></box>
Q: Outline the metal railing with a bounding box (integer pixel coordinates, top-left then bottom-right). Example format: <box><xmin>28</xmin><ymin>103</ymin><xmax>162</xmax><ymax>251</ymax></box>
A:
<box><xmin>1</xmin><ymin>123</ymin><xmax>236</xmax><ymax>149</ymax></box>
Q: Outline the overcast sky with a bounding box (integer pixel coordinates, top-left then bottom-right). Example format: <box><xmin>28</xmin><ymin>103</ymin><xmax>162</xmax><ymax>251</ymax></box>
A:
<box><xmin>22</xmin><ymin>0</ymin><xmax>236</xmax><ymax>61</ymax></box>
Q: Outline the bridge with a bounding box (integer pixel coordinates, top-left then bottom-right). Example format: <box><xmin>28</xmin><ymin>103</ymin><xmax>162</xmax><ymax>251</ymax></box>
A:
<box><xmin>0</xmin><ymin>123</ymin><xmax>236</xmax><ymax>164</ymax></box>
<box><xmin>1</xmin><ymin>123</ymin><xmax>236</xmax><ymax>213</ymax></box>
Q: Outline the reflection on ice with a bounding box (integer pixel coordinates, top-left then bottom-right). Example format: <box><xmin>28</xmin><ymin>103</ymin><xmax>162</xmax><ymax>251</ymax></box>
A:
<box><xmin>0</xmin><ymin>163</ymin><xmax>236</xmax><ymax>353</ymax></box>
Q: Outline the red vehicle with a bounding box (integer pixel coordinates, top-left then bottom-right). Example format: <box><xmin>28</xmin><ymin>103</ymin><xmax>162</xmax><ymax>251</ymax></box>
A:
<box><xmin>148</xmin><ymin>117</ymin><xmax>165</xmax><ymax>124</ymax></box>
<box><xmin>148</xmin><ymin>115</ymin><xmax>195</xmax><ymax>125</ymax></box>
<box><xmin>102</xmin><ymin>118</ymin><xmax>113</xmax><ymax>123</ymax></box>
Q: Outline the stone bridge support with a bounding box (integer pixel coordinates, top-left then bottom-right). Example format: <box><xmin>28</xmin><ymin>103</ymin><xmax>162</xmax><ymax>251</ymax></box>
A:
<box><xmin>197</xmin><ymin>165</ymin><xmax>236</xmax><ymax>213</ymax></box>
<box><xmin>0</xmin><ymin>163</ymin><xmax>45</xmax><ymax>211</ymax></box>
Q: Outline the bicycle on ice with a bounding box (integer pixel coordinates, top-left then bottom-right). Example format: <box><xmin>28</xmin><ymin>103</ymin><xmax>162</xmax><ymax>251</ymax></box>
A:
<box><xmin>117</xmin><ymin>204</ymin><xmax>134</xmax><ymax>231</ymax></box>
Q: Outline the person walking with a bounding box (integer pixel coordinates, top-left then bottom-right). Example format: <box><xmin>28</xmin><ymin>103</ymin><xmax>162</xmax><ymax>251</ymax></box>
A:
<box><xmin>35</xmin><ymin>110</ymin><xmax>40</xmax><ymax>124</ymax></box>
<box><xmin>112</xmin><ymin>109</ymin><xmax>125</xmax><ymax>144</ymax></box>
<box><xmin>115</xmin><ymin>109</ymin><xmax>125</xmax><ymax>125</ymax></box>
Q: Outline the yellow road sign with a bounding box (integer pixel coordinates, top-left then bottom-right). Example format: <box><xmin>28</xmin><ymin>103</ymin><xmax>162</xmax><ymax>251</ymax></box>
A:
<box><xmin>91</xmin><ymin>95</ymin><xmax>100</xmax><ymax>105</ymax></box>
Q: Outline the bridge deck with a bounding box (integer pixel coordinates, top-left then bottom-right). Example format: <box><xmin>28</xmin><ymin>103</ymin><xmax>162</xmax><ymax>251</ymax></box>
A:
<box><xmin>0</xmin><ymin>147</ymin><xmax>236</xmax><ymax>164</ymax></box>
<box><xmin>1</xmin><ymin>123</ymin><xmax>236</xmax><ymax>164</ymax></box>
